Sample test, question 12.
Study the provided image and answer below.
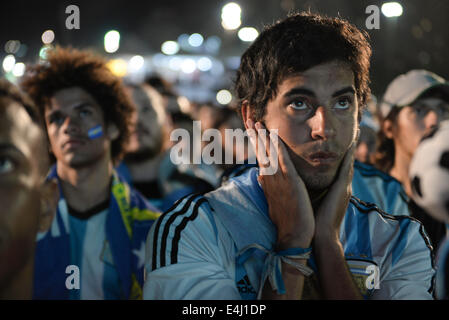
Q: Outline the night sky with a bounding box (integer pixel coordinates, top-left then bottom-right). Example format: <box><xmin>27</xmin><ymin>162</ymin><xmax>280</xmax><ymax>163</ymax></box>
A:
<box><xmin>1</xmin><ymin>0</ymin><xmax>448</xmax><ymax>95</ymax></box>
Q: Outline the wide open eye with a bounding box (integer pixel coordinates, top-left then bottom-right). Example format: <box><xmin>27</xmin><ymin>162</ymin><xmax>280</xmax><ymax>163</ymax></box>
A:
<box><xmin>334</xmin><ymin>97</ymin><xmax>351</xmax><ymax>110</ymax></box>
<box><xmin>289</xmin><ymin>98</ymin><xmax>309</xmax><ymax>111</ymax></box>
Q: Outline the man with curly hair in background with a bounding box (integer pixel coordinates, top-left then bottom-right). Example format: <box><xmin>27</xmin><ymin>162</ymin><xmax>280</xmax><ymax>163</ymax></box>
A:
<box><xmin>21</xmin><ymin>47</ymin><xmax>160</xmax><ymax>300</ymax></box>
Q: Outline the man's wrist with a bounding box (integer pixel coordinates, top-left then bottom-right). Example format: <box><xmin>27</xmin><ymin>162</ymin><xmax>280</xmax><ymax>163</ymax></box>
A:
<box><xmin>276</xmin><ymin>234</ymin><xmax>313</xmax><ymax>251</ymax></box>
<box><xmin>313</xmin><ymin>228</ymin><xmax>340</xmax><ymax>247</ymax></box>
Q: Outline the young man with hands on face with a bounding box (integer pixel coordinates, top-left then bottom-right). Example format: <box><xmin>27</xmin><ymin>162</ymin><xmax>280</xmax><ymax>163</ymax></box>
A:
<box><xmin>143</xmin><ymin>12</ymin><xmax>434</xmax><ymax>300</ymax></box>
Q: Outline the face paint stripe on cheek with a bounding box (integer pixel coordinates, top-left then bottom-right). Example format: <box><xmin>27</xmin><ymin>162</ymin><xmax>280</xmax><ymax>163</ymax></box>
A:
<box><xmin>87</xmin><ymin>125</ymin><xmax>104</xmax><ymax>140</ymax></box>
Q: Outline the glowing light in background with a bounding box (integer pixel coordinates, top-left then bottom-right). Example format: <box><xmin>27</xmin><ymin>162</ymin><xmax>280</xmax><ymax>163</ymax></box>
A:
<box><xmin>168</xmin><ymin>56</ymin><xmax>183</xmax><ymax>71</ymax></box>
<box><xmin>181</xmin><ymin>58</ymin><xmax>196</xmax><ymax>74</ymax></box>
<box><xmin>104</xmin><ymin>30</ymin><xmax>120</xmax><ymax>53</ymax></box>
<box><xmin>12</xmin><ymin>62</ymin><xmax>25</xmax><ymax>77</ymax></box>
<box><xmin>238</xmin><ymin>27</ymin><xmax>259</xmax><ymax>42</ymax></box>
<box><xmin>221</xmin><ymin>2</ymin><xmax>242</xmax><ymax>30</ymax></box>
<box><xmin>2</xmin><ymin>55</ymin><xmax>16</xmax><ymax>73</ymax></box>
<box><xmin>197</xmin><ymin>57</ymin><xmax>212</xmax><ymax>71</ymax></box>
<box><xmin>216</xmin><ymin>89</ymin><xmax>232</xmax><ymax>105</ymax></box>
<box><xmin>128</xmin><ymin>55</ymin><xmax>145</xmax><ymax>71</ymax></box>
<box><xmin>4</xmin><ymin>40</ymin><xmax>21</xmax><ymax>54</ymax></box>
<box><xmin>41</xmin><ymin>30</ymin><xmax>55</xmax><ymax>44</ymax></box>
<box><xmin>106</xmin><ymin>59</ymin><xmax>127</xmax><ymax>77</ymax></box>
<box><xmin>39</xmin><ymin>45</ymin><xmax>53</xmax><ymax>60</ymax></box>
<box><xmin>205</xmin><ymin>36</ymin><xmax>221</xmax><ymax>54</ymax></box>
<box><xmin>188</xmin><ymin>33</ymin><xmax>204</xmax><ymax>47</ymax></box>
<box><xmin>381</xmin><ymin>2</ymin><xmax>403</xmax><ymax>17</ymax></box>
<box><xmin>177</xmin><ymin>34</ymin><xmax>190</xmax><ymax>50</ymax></box>
<box><xmin>161</xmin><ymin>41</ymin><xmax>180</xmax><ymax>55</ymax></box>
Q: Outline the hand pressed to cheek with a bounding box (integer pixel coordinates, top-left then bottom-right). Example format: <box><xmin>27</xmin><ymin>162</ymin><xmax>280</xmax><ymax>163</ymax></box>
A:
<box><xmin>315</xmin><ymin>143</ymin><xmax>356</xmax><ymax>237</ymax></box>
<box><xmin>247</xmin><ymin>121</ymin><xmax>315</xmax><ymax>248</ymax></box>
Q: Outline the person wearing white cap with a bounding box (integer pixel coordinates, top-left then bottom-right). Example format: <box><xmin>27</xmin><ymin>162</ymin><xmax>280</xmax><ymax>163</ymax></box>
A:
<box><xmin>374</xmin><ymin>69</ymin><xmax>449</xmax><ymax>248</ymax></box>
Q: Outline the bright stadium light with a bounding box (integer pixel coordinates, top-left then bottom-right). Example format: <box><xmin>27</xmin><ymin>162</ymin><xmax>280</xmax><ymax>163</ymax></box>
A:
<box><xmin>381</xmin><ymin>2</ymin><xmax>403</xmax><ymax>17</ymax></box>
<box><xmin>216</xmin><ymin>89</ymin><xmax>232</xmax><ymax>105</ymax></box>
<box><xmin>12</xmin><ymin>62</ymin><xmax>25</xmax><ymax>77</ymax></box>
<box><xmin>106</xmin><ymin>59</ymin><xmax>127</xmax><ymax>77</ymax></box>
<box><xmin>221</xmin><ymin>2</ymin><xmax>242</xmax><ymax>30</ymax></box>
<box><xmin>238</xmin><ymin>27</ymin><xmax>259</xmax><ymax>42</ymax></box>
<box><xmin>41</xmin><ymin>30</ymin><xmax>55</xmax><ymax>44</ymax></box>
<box><xmin>104</xmin><ymin>30</ymin><xmax>120</xmax><ymax>53</ymax></box>
<box><xmin>181</xmin><ymin>58</ymin><xmax>196</xmax><ymax>74</ymax></box>
<box><xmin>161</xmin><ymin>41</ymin><xmax>180</xmax><ymax>55</ymax></box>
<box><xmin>168</xmin><ymin>57</ymin><xmax>183</xmax><ymax>70</ymax></box>
<box><xmin>128</xmin><ymin>55</ymin><xmax>144</xmax><ymax>71</ymax></box>
<box><xmin>197</xmin><ymin>57</ymin><xmax>212</xmax><ymax>72</ymax></box>
<box><xmin>2</xmin><ymin>54</ymin><xmax>16</xmax><ymax>72</ymax></box>
<box><xmin>39</xmin><ymin>45</ymin><xmax>53</xmax><ymax>60</ymax></box>
<box><xmin>188</xmin><ymin>33</ymin><xmax>204</xmax><ymax>47</ymax></box>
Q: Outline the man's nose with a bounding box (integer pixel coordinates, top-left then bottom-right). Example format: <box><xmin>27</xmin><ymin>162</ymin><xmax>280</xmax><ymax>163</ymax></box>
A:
<box><xmin>63</xmin><ymin>116</ymin><xmax>81</xmax><ymax>134</ymax></box>
<box><xmin>310</xmin><ymin>106</ymin><xmax>336</xmax><ymax>140</ymax></box>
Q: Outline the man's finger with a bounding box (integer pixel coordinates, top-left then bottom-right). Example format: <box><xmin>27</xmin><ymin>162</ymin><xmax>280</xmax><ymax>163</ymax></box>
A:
<box><xmin>255</xmin><ymin>122</ymin><xmax>270</xmax><ymax>168</ymax></box>
<box><xmin>246</xmin><ymin>119</ymin><xmax>270</xmax><ymax>170</ymax></box>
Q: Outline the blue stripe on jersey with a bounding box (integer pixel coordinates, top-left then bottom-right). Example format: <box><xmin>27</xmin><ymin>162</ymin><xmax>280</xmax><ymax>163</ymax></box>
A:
<box><xmin>68</xmin><ymin>215</ymin><xmax>86</xmax><ymax>300</ymax></box>
<box><xmin>392</xmin><ymin>218</ymin><xmax>411</xmax><ymax>267</ymax></box>
<box><xmin>344</xmin><ymin>202</ymin><xmax>373</xmax><ymax>260</ymax></box>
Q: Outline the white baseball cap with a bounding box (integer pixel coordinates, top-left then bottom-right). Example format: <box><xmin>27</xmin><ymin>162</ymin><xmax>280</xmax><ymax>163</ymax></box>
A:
<box><xmin>379</xmin><ymin>69</ymin><xmax>449</xmax><ymax>118</ymax></box>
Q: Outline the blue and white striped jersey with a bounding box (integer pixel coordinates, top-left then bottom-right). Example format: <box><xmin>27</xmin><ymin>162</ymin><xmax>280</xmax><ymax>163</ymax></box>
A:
<box><xmin>34</xmin><ymin>165</ymin><xmax>160</xmax><ymax>300</ymax></box>
<box><xmin>352</xmin><ymin>160</ymin><xmax>410</xmax><ymax>216</ymax></box>
<box><xmin>143</xmin><ymin>167</ymin><xmax>434</xmax><ymax>300</ymax></box>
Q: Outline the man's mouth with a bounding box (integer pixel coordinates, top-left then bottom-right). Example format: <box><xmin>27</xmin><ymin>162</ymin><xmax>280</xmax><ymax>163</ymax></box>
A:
<box><xmin>63</xmin><ymin>138</ymin><xmax>85</xmax><ymax>149</ymax></box>
<box><xmin>306</xmin><ymin>151</ymin><xmax>339</xmax><ymax>165</ymax></box>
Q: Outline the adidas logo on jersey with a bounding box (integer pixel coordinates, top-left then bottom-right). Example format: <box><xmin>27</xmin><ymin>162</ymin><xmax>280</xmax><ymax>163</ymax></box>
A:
<box><xmin>237</xmin><ymin>275</ymin><xmax>256</xmax><ymax>294</ymax></box>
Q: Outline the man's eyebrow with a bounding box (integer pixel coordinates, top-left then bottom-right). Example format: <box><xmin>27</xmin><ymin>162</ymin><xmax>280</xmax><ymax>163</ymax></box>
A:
<box><xmin>283</xmin><ymin>86</ymin><xmax>356</xmax><ymax>99</ymax></box>
<box><xmin>331</xmin><ymin>86</ymin><xmax>355</xmax><ymax>98</ymax></box>
<box><xmin>284</xmin><ymin>88</ymin><xmax>316</xmax><ymax>98</ymax></box>
<box><xmin>73</xmin><ymin>102</ymin><xmax>93</xmax><ymax>110</ymax></box>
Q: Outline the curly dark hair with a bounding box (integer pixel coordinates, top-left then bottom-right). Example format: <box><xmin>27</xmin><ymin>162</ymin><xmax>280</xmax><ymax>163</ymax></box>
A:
<box><xmin>234</xmin><ymin>11</ymin><xmax>372</xmax><ymax>121</ymax></box>
<box><xmin>20</xmin><ymin>46</ymin><xmax>134</xmax><ymax>164</ymax></box>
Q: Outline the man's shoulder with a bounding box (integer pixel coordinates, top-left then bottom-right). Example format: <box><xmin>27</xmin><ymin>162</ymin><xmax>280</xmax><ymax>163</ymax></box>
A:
<box><xmin>350</xmin><ymin>195</ymin><xmax>417</xmax><ymax>225</ymax></box>
<box><xmin>147</xmin><ymin>193</ymin><xmax>223</xmax><ymax>270</ymax></box>
<box><xmin>353</xmin><ymin>160</ymin><xmax>401</xmax><ymax>184</ymax></box>
<box><xmin>349</xmin><ymin>196</ymin><xmax>433</xmax><ymax>251</ymax></box>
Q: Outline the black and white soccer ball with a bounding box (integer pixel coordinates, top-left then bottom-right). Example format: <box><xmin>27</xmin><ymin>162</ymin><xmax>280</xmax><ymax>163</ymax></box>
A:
<box><xmin>409</xmin><ymin>120</ymin><xmax>449</xmax><ymax>224</ymax></box>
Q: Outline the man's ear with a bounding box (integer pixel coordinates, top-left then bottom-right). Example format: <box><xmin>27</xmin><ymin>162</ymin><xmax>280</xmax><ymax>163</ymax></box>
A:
<box><xmin>241</xmin><ymin>100</ymin><xmax>254</xmax><ymax>129</ymax></box>
<box><xmin>382</xmin><ymin>119</ymin><xmax>394</xmax><ymax>139</ymax></box>
<box><xmin>38</xmin><ymin>179</ymin><xmax>59</xmax><ymax>233</ymax></box>
<box><xmin>106</xmin><ymin>123</ymin><xmax>120</xmax><ymax>141</ymax></box>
